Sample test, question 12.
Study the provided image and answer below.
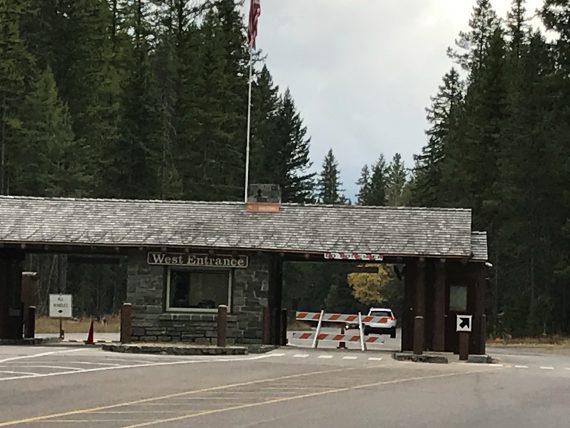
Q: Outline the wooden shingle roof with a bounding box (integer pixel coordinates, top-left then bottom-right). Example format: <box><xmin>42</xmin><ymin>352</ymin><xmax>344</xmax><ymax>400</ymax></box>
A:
<box><xmin>0</xmin><ymin>196</ymin><xmax>486</xmax><ymax>260</ymax></box>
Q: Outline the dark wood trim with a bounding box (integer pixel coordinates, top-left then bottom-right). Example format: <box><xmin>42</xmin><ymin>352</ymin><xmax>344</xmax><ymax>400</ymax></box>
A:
<box><xmin>432</xmin><ymin>259</ymin><xmax>446</xmax><ymax>351</ymax></box>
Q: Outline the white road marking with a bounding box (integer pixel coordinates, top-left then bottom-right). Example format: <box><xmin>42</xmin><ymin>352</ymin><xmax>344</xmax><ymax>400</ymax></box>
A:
<box><xmin>100</xmin><ymin>358</ymin><xmax>162</xmax><ymax>364</ymax></box>
<box><xmin>0</xmin><ymin>370</ymin><xmax>40</xmax><ymax>376</ymax></box>
<box><xmin>58</xmin><ymin>361</ymin><xmax>121</xmax><ymax>367</ymax></box>
<box><xmin>0</xmin><ymin>353</ymin><xmax>288</xmax><ymax>383</ymax></box>
<box><xmin>342</xmin><ymin>356</ymin><xmax>358</xmax><ymax>360</ymax></box>
<box><xmin>293</xmin><ymin>354</ymin><xmax>309</xmax><ymax>358</ymax></box>
<box><xmin>42</xmin><ymin>419</ymin><xmax>142</xmax><ymax>423</ymax></box>
<box><xmin>514</xmin><ymin>365</ymin><xmax>528</xmax><ymax>369</ymax></box>
<box><xmin>317</xmin><ymin>355</ymin><xmax>333</xmax><ymax>359</ymax></box>
<box><xmin>489</xmin><ymin>363</ymin><xmax>504</xmax><ymax>367</ymax></box>
<box><xmin>368</xmin><ymin>357</ymin><xmax>383</xmax><ymax>361</ymax></box>
<box><xmin>122</xmin><ymin>371</ymin><xmax>485</xmax><ymax>428</ymax></box>
<box><xmin>3</xmin><ymin>367</ymin><xmax>493</xmax><ymax>428</ymax></box>
<box><xmin>6</xmin><ymin>365</ymin><xmax>84</xmax><ymax>371</ymax></box>
<box><xmin>270</xmin><ymin>353</ymin><xmax>285</xmax><ymax>357</ymax></box>
<box><xmin>93</xmin><ymin>411</ymin><xmax>189</xmax><ymax>414</ymax></box>
<box><xmin>0</xmin><ymin>349</ymin><xmax>88</xmax><ymax>364</ymax></box>
<box><xmin>540</xmin><ymin>366</ymin><xmax>554</xmax><ymax>370</ymax></box>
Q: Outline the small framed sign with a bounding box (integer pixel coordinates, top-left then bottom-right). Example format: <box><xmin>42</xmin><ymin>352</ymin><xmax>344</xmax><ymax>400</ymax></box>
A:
<box><xmin>49</xmin><ymin>294</ymin><xmax>73</xmax><ymax>318</ymax></box>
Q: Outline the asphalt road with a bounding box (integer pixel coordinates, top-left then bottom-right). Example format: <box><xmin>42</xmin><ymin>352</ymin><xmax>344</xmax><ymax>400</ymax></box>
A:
<box><xmin>0</xmin><ymin>343</ymin><xmax>568</xmax><ymax>428</ymax></box>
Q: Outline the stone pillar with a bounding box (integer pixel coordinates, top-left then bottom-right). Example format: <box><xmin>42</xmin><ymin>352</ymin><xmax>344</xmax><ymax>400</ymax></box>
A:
<box><xmin>413</xmin><ymin>259</ymin><xmax>426</xmax><ymax>355</ymax></box>
<box><xmin>432</xmin><ymin>259</ymin><xmax>446</xmax><ymax>351</ymax></box>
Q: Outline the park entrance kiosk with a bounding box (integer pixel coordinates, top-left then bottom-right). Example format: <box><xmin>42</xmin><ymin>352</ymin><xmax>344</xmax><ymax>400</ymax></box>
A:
<box><xmin>0</xmin><ymin>195</ymin><xmax>488</xmax><ymax>354</ymax></box>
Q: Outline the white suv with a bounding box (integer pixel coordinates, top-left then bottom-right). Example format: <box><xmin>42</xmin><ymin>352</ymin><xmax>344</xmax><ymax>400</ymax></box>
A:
<box><xmin>363</xmin><ymin>307</ymin><xmax>397</xmax><ymax>338</ymax></box>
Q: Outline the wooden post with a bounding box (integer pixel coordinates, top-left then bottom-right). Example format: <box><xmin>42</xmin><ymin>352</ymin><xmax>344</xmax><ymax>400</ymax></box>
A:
<box><xmin>472</xmin><ymin>263</ymin><xmax>487</xmax><ymax>355</ymax></box>
<box><xmin>402</xmin><ymin>260</ymin><xmax>415</xmax><ymax>352</ymax></box>
<box><xmin>413</xmin><ymin>259</ymin><xmax>426</xmax><ymax>355</ymax></box>
<box><xmin>432</xmin><ymin>259</ymin><xmax>446</xmax><ymax>351</ymax></box>
<box><xmin>480</xmin><ymin>314</ymin><xmax>487</xmax><ymax>355</ymax></box>
<box><xmin>413</xmin><ymin>316</ymin><xmax>424</xmax><ymax>355</ymax></box>
<box><xmin>280</xmin><ymin>308</ymin><xmax>288</xmax><ymax>345</ymax></box>
<box><xmin>459</xmin><ymin>332</ymin><xmax>469</xmax><ymax>360</ymax></box>
<box><xmin>262</xmin><ymin>306</ymin><xmax>270</xmax><ymax>344</ymax></box>
<box><xmin>120</xmin><ymin>303</ymin><xmax>132</xmax><ymax>344</ymax></box>
<box><xmin>24</xmin><ymin>306</ymin><xmax>35</xmax><ymax>339</ymax></box>
<box><xmin>217</xmin><ymin>305</ymin><xmax>228</xmax><ymax>347</ymax></box>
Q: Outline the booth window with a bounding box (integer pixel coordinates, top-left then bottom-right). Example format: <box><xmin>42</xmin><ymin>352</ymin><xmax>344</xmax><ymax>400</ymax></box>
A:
<box><xmin>449</xmin><ymin>285</ymin><xmax>468</xmax><ymax>312</ymax></box>
<box><xmin>167</xmin><ymin>269</ymin><xmax>231</xmax><ymax>312</ymax></box>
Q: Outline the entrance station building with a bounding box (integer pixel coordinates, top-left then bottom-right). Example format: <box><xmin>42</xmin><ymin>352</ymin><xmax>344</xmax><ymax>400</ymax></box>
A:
<box><xmin>0</xmin><ymin>196</ymin><xmax>488</xmax><ymax>354</ymax></box>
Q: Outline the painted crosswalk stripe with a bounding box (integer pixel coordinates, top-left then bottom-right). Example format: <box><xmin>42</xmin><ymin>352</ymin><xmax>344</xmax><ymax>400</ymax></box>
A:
<box><xmin>540</xmin><ymin>366</ymin><xmax>554</xmax><ymax>370</ymax></box>
<box><xmin>293</xmin><ymin>354</ymin><xmax>309</xmax><ymax>358</ymax></box>
<box><xmin>368</xmin><ymin>357</ymin><xmax>383</xmax><ymax>361</ymax></box>
<box><xmin>342</xmin><ymin>356</ymin><xmax>358</xmax><ymax>360</ymax></box>
<box><xmin>317</xmin><ymin>355</ymin><xmax>333</xmax><ymax>359</ymax></box>
<box><xmin>514</xmin><ymin>365</ymin><xmax>528</xmax><ymax>369</ymax></box>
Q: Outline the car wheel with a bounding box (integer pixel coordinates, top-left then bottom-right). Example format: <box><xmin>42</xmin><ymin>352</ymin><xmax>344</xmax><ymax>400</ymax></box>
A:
<box><xmin>390</xmin><ymin>327</ymin><xmax>396</xmax><ymax>339</ymax></box>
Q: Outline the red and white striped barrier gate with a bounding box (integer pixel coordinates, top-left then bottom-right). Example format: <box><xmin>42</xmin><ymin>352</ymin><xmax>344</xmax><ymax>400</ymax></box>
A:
<box><xmin>292</xmin><ymin>332</ymin><xmax>383</xmax><ymax>344</ymax></box>
<box><xmin>295</xmin><ymin>310</ymin><xmax>384</xmax><ymax>351</ymax></box>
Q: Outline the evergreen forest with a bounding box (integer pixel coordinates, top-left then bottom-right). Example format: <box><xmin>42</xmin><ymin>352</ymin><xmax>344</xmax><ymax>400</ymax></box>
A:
<box><xmin>1</xmin><ymin>0</ymin><xmax>569</xmax><ymax>337</ymax></box>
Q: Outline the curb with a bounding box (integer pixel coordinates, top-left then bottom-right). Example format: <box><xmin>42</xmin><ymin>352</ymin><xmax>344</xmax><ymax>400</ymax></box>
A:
<box><xmin>0</xmin><ymin>337</ymin><xmax>62</xmax><ymax>346</ymax></box>
<box><xmin>102</xmin><ymin>343</ymin><xmax>248</xmax><ymax>356</ymax></box>
<box><xmin>392</xmin><ymin>352</ymin><xmax>448</xmax><ymax>364</ymax></box>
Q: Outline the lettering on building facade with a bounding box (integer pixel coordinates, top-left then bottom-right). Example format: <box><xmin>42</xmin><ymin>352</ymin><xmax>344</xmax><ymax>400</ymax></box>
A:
<box><xmin>147</xmin><ymin>252</ymin><xmax>248</xmax><ymax>268</ymax></box>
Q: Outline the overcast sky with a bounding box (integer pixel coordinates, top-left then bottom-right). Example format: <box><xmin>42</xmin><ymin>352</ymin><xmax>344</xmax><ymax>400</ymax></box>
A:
<box><xmin>243</xmin><ymin>0</ymin><xmax>544</xmax><ymax>200</ymax></box>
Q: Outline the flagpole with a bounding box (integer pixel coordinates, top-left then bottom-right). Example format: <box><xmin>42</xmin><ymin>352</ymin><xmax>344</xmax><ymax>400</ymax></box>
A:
<box><xmin>244</xmin><ymin>47</ymin><xmax>253</xmax><ymax>203</ymax></box>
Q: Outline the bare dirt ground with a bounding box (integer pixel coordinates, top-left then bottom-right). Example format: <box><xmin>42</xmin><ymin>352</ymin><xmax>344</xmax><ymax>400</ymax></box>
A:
<box><xmin>35</xmin><ymin>316</ymin><xmax>120</xmax><ymax>333</ymax></box>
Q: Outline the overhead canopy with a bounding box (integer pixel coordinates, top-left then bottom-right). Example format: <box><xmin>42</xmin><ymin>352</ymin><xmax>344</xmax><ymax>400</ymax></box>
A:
<box><xmin>0</xmin><ymin>196</ymin><xmax>486</xmax><ymax>260</ymax></box>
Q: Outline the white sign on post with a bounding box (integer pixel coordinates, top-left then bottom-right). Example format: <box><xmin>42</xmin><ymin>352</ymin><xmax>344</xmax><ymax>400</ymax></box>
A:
<box><xmin>49</xmin><ymin>294</ymin><xmax>73</xmax><ymax>318</ymax></box>
<box><xmin>456</xmin><ymin>315</ymin><xmax>472</xmax><ymax>332</ymax></box>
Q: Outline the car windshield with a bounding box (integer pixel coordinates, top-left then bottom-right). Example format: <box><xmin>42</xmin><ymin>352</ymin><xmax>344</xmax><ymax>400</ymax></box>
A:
<box><xmin>370</xmin><ymin>310</ymin><xmax>391</xmax><ymax>317</ymax></box>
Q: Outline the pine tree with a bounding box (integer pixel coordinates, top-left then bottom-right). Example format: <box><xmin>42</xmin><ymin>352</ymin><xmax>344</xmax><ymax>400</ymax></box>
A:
<box><xmin>316</xmin><ymin>149</ymin><xmax>346</xmax><ymax>204</ymax></box>
<box><xmin>441</xmin><ymin>27</ymin><xmax>507</xmax><ymax>229</ymax></box>
<box><xmin>540</xmin><ymin>0</ymin><xmax>570</xmax><ymax>333</ymax></box>
<box><xmin>542</xmin><ymin>0</ymin><xmax>570</xmax><ymax>70</ymax></box>
<box><xmin>250</xmin><ymin>65</ymin><xmax>280</xmax><ymax>185</ymax></box>
<box><xmin>0</xmin><ymin>0</ymin><xmax>35</xmax><ymax>195</ymax></box>
<box><xmin>413</xmin><ymin>68</ymin><xmax>463</xmax><ymax>207</ymax></box>
<box><xmin>51</xmin><ymin>0</ymin><xmax>122</xmax><ymax>197</ymax></box>
<box><xmin>13</xmin><ymin>67</ymin><xmax>88</xmax><ymax>197</ymax></box>
<box><xmin>448</xmin><ymin>0</ymin><xmax>500</xmax><ymax>74</ymax></box>
<box><xmin>177</xmin><ymin>1</ymin><xmax>248</xmax><ymax>201</ymax></box>
<box><xmin>266</xmin><ymin>90</ymin><xmax>315</xmax><ymax>203</ymax></box>
<box><xmin>365</xmin><ymin>156</ymin><xmax>388</xmax><ymax>206</ymax></box>
<box><xmin>108</xmin><ymin>0</ymin><xmax>162</xmax><ymax>199</ymax></box>
<box><xmin>356</xmin><ymin>165</ymin><xmax>372</xmax><ymax>205</ymax></box>
<box><xmin>386</xmin><ymin>153</ymin><xmax>407</xmax><ymax>206</ymax></box>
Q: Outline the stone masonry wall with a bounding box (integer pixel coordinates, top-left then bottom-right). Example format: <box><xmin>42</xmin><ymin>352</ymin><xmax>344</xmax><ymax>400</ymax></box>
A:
<box><xmin>126</xmin><ymin>251</ymin><xmax>269</xmax><ymax>344</ymax></box>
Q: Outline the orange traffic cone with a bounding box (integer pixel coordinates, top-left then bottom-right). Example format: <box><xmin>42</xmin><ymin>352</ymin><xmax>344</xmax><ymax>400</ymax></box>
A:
<box><xmin>85</xmin><ymin>320</ymin><xmax>94</xmax><ymax>344</ymax></box>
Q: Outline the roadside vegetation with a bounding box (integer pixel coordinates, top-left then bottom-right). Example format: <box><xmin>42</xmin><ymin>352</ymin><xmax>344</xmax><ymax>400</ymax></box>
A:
<box><xmin>35</xmin><ymin>315</ymin><xmax>120</xmax><ymax>334</ymax></box>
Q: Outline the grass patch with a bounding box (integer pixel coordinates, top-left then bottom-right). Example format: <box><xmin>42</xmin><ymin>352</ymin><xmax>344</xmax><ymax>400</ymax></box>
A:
<box><xmin>287</xmin><ymin>319</ymin><xmax>312</xmax><ymax>331</ymax></box>
<box><xmin>487</xmin><ymin>335</ymin><xmax>570</xmax><ymax>348</ymax></box>
<box><xmin>35</xmin><ymin>316</ymin><xmax>120</xmax><ymax>334</ymax></box>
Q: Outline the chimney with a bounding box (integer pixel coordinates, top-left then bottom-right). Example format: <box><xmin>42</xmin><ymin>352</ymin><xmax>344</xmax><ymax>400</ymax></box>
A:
<box><xmin>245</xmin><ymin>184</ymin><xmax>281</xmax><ymax>213</ymax></box>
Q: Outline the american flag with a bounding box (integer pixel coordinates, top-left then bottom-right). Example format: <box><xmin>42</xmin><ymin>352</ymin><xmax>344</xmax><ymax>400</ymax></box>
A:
<box><xmin>247</xmin><ymin>0</ymin><xmax>261</xmax><ymax>49</ymax></box>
